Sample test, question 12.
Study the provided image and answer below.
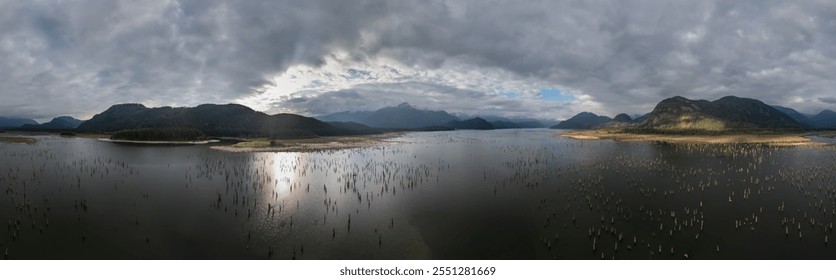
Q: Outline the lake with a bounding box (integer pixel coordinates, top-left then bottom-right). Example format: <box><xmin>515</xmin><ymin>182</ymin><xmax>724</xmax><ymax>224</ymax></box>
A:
<box><xmin>2</xmin><ymin>129</ymin><xmax>836</xmax><ymax>259</ymax></box>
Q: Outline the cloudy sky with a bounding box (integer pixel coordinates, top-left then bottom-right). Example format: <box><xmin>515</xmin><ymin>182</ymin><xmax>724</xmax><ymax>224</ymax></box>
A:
<box><xmin>2</xmin><ymin>0</ymin><xmax>836</xmax><ymax>122</ymax></box>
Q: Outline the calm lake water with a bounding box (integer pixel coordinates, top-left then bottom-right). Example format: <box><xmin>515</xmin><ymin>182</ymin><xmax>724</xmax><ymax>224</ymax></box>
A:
<box><xmin>2</xmin><ymin>129</ymin><xmax>836</xmax><ymax>259</ymax></box>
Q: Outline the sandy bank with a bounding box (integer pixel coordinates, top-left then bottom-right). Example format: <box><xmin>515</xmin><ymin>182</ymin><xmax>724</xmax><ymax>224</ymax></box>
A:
<box><xmin>100</xmin><ymin>139</ymin><xmax>221</xmax><ymax>145</ymax></box>
<box><xmin>560</xmin><ymin>129</ymin><xmax>827</xmax><ymax>146</ymax></box>
<box><xmin>211</xmin><ymin>133</ymin><xmax>403</xmax><ymax>152</ymax></box>
<box><xmin>0</xmin><ymin>136</ymin><xmax>37</xmax><ymax>144</ymax></box>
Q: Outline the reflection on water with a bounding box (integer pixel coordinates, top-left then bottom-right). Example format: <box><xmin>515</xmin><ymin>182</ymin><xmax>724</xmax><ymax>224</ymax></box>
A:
<box><xmin>1</xmin><ymin>129</ymin><xmax>836</xmax><ymax>259</ymax></box>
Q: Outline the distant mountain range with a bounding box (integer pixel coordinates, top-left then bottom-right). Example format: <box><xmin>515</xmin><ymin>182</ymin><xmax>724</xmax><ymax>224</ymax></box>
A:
<box><xmin>612</xmin><ymin>113</ymin><xmax>633</xmax><ymax>123</ymax></box>
<box><xmin>319</xmin><ymin>103</ymin><xmax>550</xmax><ymax>130</ymax></box>
<box><xmin>471</xmin><ymin>115</ymin><xmax>549</xmax><ymax>129</ymax></box>
<box><xmin>552</xmin><ymin>96</ymin><xmax>836</xmax><ymax>132</ymax></box>
<box><xmin>447</xmin><ymin>117</ymin><xmax>494</xmax><ymax>130</ymax></box>
<box><xmin>593</xmin><ymin>113</ymin><xmax>637</xmax><ymax>129</ymax></box>
<box><xmin>76</xmin><ymin>104</ymin><xmax>377</xmax><ymax>138</ymax></box>
<box><xmin>634</xmin><ymin>113</ymin><xmax>652</xmax><ymax>123</ymax></box>
<box><xmin>0</xmin><ymin>116</ymin><xmax>37</xmax><ymax>129</ymax></box>
<box><xmin>319</xmin><ymin>103</ymin><xmax>458</xmax><ymax>129</ymax></box>
<box><xmin>21</xmin><ymin>116</ymin><xmax>83</xmax><ymax>130</ymax></box>
<box><xmin>811</xmin><ymin>110</ymin><xmax>836</xmax><ymax>129</ymax></box>
<box><xmin>772</xmin><ymin>106</ymin><xmax>816</xmax><ymax>127</ymax></box>
<box><xmin>2</xmin><ymin>96</ymin><xmax>835</xmax><ymax>137</ymax></box>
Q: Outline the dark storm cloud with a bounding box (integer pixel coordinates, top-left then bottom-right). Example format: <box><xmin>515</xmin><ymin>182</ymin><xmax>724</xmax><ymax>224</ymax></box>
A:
<box><xmin>0</xmin><ymin>0</ymin><xmax>398</xmax><ymax>119</ymax></box>
<box><xmin>1</xmin><ymin>0</ymin><xmax>835</xmax><ymax>120</ymax></box>
<box><xmin>820</xmin><ymin>97</ymin><xmax>836</xmax><ymax>104</ymax></box>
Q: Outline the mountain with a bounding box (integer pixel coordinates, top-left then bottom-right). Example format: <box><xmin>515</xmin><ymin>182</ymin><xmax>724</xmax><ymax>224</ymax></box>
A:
<box><xmin>320</xmin><ymin>104</ymin><xmax>554</xmax><ymax>130</ymax></box>
<box><xmin>634</xmin><ymin>113</ymin><xmax>652</xmax><ymax>123</ymax></box>
<box><xmin>475</xmin><ymin>116</ymin><xmax>545</xmax><ymax>129</ymax></box>
<box><xmin>319</xmin><ymin>103</ymin><xmax>459</xmax><ymax>129</ymax></box>
<box><xmin>366</xmin><ymin>103</ymin><xmax>459</xmax><ymax>128</ymax></box>
<box><xmin>0</xmin><ymin>116</ymin><xmax>38</xmax><ymax>129</ymax></box>
<box><xmin>811</xmin><ymin>110</ymin><xmax>836</xmax><ymax>129</ymax></box>
<box><xmin>316</xmin><ymin>111</ymin><xmax>373</xmax><ymax>124</ymax></box>
<box><xmin>612</xmin><ymin>113</ymin><xmax>634</xmax><ymax>123</ymax></box>
<box><xmin>489</xmin><ymin>120</ymin><xmax>540</xmax><ymax>129</ymax></box>
<box><xmin>447</xmin><ymin>117</ymin><xmax>494</xmax><ymax>130</ymax></box>
<box><xmin>476</xmin><ymin>115</ymin><xmax>556</xmax><ymax>129</ymax></box>
<box><xmin>551</xmin><ymin>112</ymin><xmax>611</xmax><ymax>129</ymax></box>
<box><xmin>537</xmin><ymin>119</ymin><xmax>560</xmax><ymax>128</ymax></box>
<box><xmin>594</xmin><ymin>113</ymin><xmax>638</xmax><ymax>129</ymax></box>
<box><xmin>21</xmin><ymin>116</ymin><xmax>83</xmax><ymax>130</ymax></box>
<box><xmin>772</xmin><ymin>106</ymin><xmax>815</xmax><ymax>128</ymax></box>
<box><xmin>77</xmin><ymin>103</ymin><xmax>375</xmax><ymax>139</ymax></box>
<box><xmin>639</xmin><ymin>96</ymin><xmax>804</xmax><ymax>132</ymax></box>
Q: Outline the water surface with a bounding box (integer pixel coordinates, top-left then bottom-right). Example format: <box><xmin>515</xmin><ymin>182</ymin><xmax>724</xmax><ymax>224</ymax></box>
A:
<box><xmin>2</xmin><ymin>129</ymin><xmax>836</xmax><ymax>259</ymax></box>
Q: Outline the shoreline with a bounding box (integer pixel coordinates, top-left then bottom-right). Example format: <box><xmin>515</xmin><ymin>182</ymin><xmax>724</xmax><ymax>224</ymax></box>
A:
<box><xmin>559</xmin><ymin>129</ymin><xmax>830</xmax><ymax>146</ymax></box>
<box><xmin>99</xmin><ymin>138</ymin><xmax>221</xmax><ymax>145</ymax></box>
<box><xmin>211</xmin><ymin>133</ymin><xmax>404</xmax><ymax>152</ymax></box>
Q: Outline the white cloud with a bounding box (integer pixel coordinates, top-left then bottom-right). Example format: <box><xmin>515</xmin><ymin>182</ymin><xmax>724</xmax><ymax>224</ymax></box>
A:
<box><xmin>237</xmin><ymin>53</ymin><xmax>585</xmax><ymax>119</ymax></box>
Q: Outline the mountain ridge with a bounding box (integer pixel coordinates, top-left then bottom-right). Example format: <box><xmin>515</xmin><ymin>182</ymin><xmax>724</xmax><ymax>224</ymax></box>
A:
<box><xmin>21</xmin><ymin>116</ymin><xmax>84</xmax><ymax>130</ymax></box>
<box><xmin>318</xmin><ymin>103</ymin><xmax>458</xmax><ymax>129</ymax></box>
<box><xmin>812</xmin><ymin>109</ymin><xmax>836</xmax><ymax>129</ymax></box>
<box><xmin>551</xmin><ymin>112</ymin><xmax>611</xmax><ymax>129</ymax></box>
<box><xmin>319</xmin><ymin>103</ymin><xmax>550</xmax><ymax>129</ymax></box>
<box><xmin>0</xmin><ymin>116</ymin><xmax>38</xmax><ymax>129</ymax></box>
<box><xmin>638</xmin><ymin>96</ymin><xmax>804</xmax><ymax>132</ymax></box>
<box><xmin>447</xmin><ymin>117</ymin><xmax>495</xmax><ymax>130</ymax></box>
<box><xmin>549</xmin><ymin>96</ymin><xmax>828</xmax><ymax>133</ymax></box>
<box><xmin>77</xmin><ymin>103</ymin><xmax>376</xmax><ymax>139</ymax></box>
<box><xmin>772</xmin><ymin>106</ymin><xmax>815</xmax><ymax>128</ymax></box>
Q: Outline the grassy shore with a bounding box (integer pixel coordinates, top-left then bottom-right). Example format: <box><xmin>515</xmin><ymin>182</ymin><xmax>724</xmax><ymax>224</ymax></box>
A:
<box><xmin>560</xmin><ymin>129</ymin><xmax>828</xmax><ymax>146</ymax></box>
<box><xmin>212</xmin><ymin>133</ymin><xmax>403</xmax><ymax>152</ymax></box>
<box><xmin>0</xmin><ymin>136</ymin><xmax>37</xmax><ymax>144</ymax></box>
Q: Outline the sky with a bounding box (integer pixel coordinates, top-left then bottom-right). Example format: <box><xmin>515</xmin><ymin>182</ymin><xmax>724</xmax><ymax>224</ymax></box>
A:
<box><xmin>2</xmin><ymin>0</ymin><xmax>836</xmax><ymax>122</ymax></box>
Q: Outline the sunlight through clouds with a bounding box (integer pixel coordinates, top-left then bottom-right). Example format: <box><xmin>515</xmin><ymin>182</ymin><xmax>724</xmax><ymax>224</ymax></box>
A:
<box><xmin>237</xmin><ymin>52</ymin><xmax>586</xmax><ymax>119</ymax></box>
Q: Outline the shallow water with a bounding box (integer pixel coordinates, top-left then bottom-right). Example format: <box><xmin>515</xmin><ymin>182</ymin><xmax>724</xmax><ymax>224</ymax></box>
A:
<box><xmin>1</xmin><ymin>129</ymin><xmax>836</xmax><ymax>259</ymax></box>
